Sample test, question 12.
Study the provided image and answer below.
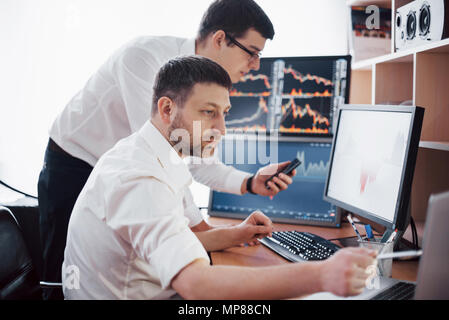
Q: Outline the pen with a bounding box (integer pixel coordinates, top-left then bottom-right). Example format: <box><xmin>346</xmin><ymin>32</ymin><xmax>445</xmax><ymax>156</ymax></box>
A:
<box><xmin>347</xmin><ymin>214</ymin><xmax>363</xmax><ymax>241</ymax></box>
<box><xmin>377</xmin><ymin>250</ymin><xmax>422</xmax><ymax>260</ymax></box>
<box><xmin>386</xmin><ymin>229</ymin><xmax>398</xmax><ymax>243</ymax></box>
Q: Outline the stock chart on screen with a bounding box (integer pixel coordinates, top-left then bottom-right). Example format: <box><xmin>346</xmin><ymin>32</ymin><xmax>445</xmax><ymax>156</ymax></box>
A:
<box><xmin>226</xmin><ymin>56</ymin><xmax>351</xmax><ymax>136</ymax></box>
<box><xmin>209</xmin><ymin>137</ymin><xmax>340</xmax><ymax>227</ymax></box>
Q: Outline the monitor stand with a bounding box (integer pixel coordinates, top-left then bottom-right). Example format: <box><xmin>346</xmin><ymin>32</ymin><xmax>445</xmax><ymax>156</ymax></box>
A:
<box><xmin>336</xmin><ymin>202</ymin><xmax>418</xmax><ymax>252</ymax></box>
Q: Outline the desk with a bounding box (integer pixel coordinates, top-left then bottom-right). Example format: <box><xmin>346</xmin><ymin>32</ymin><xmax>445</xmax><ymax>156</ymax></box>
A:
<box><xmin>208</xmin><ymin>217</ymin><xmax>419</xmax><ymax>283</ymax></box>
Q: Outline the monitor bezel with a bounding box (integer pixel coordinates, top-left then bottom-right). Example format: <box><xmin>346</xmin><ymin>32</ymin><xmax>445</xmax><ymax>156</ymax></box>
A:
<box><xmin>226</xmin><ymin>54</ymin><xmax>352</xmax><ymax>137</ymax></box>
<box><xmin>323</xmin><ymin>104</ymin><xmax>424</xmax><ymax>231</ymax></box>
<box><xmin>207</xmin><ymin>135</ymin><xmax>342</xmax><ymax>227</ymax></box>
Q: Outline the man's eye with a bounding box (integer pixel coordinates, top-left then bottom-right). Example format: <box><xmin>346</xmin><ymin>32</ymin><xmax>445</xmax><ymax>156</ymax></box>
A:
<box><xmin>203</xmin><ymin>110</ymin><xmax>215</xmax><ymax>116</ymax></box>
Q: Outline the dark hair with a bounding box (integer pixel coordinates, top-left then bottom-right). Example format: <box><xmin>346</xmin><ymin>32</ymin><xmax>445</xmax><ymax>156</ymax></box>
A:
<box><xmin>197</xmin><ymin>0</ymin><xmax>274</xmax><ymax>42</ymax></box>
<box><xmin>151</xmin><ymin>55</ymin><xmax>232</xmax><ymax>115</ymax></box>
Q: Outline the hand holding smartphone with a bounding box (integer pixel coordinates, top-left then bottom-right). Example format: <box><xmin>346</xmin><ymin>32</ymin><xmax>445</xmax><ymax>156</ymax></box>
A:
<box><xmin>264</xmin><ymin>158</ymin><xmax>301</xmax><ymax>189</ymax></box>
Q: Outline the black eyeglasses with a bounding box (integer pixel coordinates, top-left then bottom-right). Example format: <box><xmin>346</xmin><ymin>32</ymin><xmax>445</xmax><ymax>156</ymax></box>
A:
<box><xmin>226</xmin><ymin>34</ymin><xmax>261</xmax><ymax>63</ymax></box>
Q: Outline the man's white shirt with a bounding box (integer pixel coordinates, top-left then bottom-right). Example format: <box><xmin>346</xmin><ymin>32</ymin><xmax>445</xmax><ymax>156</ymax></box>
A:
<box><xmin>49</xmin><ymin>35</ymin><xmax>250</xmax><ymax>223</ymax></box>
<box><xmin>50</xmin><ymin>36</ymin><xmax>194</xmax><ymax>166</ymax></box>
<box><xmin>63</xmin><ymin>121</ymin><xmax>211</xmax><ymax>299</ymax></box>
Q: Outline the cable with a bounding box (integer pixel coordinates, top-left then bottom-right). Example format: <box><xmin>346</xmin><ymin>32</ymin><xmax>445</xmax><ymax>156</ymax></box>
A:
<box><xmin>410</xmin><ymin>216</ymin><xmax>418</xmax><ymax>250</ymax></box>
<box><xmin>0</xmin><ymin>179</ymin><xmax>37</xmax><ymax>199</ymax></box>
<box><xmin>409</xmin><ymin>201</ymin><xmax>418</xmax><ymax>249</ymax></box>
<box><xmin>394</xmin><ymin>217</ymin><xmax>420</xmax><ymax>261</ymax></box>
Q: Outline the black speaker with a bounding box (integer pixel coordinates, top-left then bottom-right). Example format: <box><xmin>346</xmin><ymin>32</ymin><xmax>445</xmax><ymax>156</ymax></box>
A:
<box><xmin>395</xmin><ymin>0</ymin><xmax>449</xmax><ymax>51</ymax></box>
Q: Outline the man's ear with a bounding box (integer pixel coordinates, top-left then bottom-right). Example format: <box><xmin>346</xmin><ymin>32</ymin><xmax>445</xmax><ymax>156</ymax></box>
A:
<box><xmin>157</xmin><ymin>96</ymin><xmax>176</xmax><ymax>124</ymax></box>
<box><xmin>211</xmin><ymin>30</ymin><xmax>227</xmax><ymax>50</ymax></box>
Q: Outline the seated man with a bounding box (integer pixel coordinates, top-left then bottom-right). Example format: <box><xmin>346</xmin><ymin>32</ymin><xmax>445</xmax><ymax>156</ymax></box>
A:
<box><xmin>63</xmin><ymin>56</ymin><xmax>376</xmax><ymax>300</ymax></box>
<box><xmin>39</xmin><ymin>1</ymin><xmax>289</xmax><ymax>298</ymax></box>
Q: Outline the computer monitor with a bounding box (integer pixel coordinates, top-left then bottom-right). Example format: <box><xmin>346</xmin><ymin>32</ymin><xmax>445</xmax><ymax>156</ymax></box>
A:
<box><xmin>225</xmin><ymin>55</ymin><xmax>351</xmax><ymax>136</ymax></box>
<box><xmin>323</xmin><ymin>104</ymin><xmax>424</xmax><ymax>242</ymax></box>
<box><xmin>208</xmin><ymin>136</ymin><xmax>341</xmax><ymax>227</ymax></box>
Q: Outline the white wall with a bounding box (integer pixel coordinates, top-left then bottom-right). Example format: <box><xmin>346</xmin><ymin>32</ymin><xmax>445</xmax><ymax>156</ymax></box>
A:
<box><xmin>0</xmin><ymin>0</ymin><xmax>348</xmax><ymax>202</ymax></box>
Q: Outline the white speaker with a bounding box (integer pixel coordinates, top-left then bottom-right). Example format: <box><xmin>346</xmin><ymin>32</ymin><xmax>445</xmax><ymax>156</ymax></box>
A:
<box><xmin>395</xmin><ymin>0</ymin><xmax>449</xmax><ymax>51</ymax></box>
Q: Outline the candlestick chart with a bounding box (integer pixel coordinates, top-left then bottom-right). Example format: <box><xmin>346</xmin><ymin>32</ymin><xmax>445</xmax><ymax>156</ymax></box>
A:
<box><xmin>226</xmin><ymin>56</ymin><xmax>350</xmax><ymax>136</ymax></box>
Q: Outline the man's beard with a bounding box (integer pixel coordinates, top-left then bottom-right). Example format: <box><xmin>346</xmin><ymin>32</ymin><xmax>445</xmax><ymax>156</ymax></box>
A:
<box><xmin>168</xmin><ymin>113</ymin><xmax>202</xmax><ymax>157</ymax></box>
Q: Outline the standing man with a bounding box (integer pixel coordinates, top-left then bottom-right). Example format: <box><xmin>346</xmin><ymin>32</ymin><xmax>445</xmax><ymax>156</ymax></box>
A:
<box><xmin>38</xmin><ymin>0</ymin><xmax>294</xmax><ymax>300</ymax></box>
<box><xmin>63</xmin><ymin>56</ymin><xmax>377</xmax><ymax>300</ymax></box>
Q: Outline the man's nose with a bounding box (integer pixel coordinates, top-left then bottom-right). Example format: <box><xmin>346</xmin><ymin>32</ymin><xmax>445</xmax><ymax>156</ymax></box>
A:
<box><xmin>215</xmin><ymin>114</ymin><xmax>227</xmax><ymax>137</ymax></box>
<box><xmin>250</xmin><ymin>57</ymin><xmax>261</xmax><ymax>71</ymax></box>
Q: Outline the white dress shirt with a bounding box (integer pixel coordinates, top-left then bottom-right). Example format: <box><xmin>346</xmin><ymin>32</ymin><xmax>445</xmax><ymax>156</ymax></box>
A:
<box><xmin>50</xmin><ymin>36</ymin><xmax>194</xmax><ymax>167</ymax></box>
<box><xmin>49</xmin><ymin>35</ymin><xmax>250</xmax><ymax>221</ymax></box>
<box><xmin>62</xmin><ymin>121</ymin><xmax>210</xmax><ymax>300</ymax></box>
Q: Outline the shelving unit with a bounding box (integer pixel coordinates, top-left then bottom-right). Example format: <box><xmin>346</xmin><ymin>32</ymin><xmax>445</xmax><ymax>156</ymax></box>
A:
<box><xmin>347</xmin><ymin>0</ymin><xmax>449</xmax><ymax>245</ymax></box>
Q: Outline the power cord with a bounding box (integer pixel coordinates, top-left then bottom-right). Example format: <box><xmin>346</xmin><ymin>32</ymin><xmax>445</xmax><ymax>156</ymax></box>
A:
<box><xmin>410</xmin><ymin>216</ymin><xmax>419</xmax><ymax>250</ymax></box>
<box><xmin>0</xmin><ymin>179</ymin><xmax>37</xmax><ymax>199</ymax></box>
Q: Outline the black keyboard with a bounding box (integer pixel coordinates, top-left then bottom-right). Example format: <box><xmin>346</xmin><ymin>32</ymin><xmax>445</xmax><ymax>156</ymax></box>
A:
<box><xmin>260</xmin><ymin>231</ymin><xmax>341</xmax><ymax>262</ymax></box>
<box><xmin>370</xmin><ymin>282</ymin><xmax>416</xmax><ymax>300</ymax></box>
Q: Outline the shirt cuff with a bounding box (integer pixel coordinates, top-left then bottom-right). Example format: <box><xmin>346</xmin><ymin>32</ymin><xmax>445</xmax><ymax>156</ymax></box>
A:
<box><xmin>223</xmin><ymin>169</ymin><xmax>252</xmax><ymax>195</ymax></box>
<box><xmin>149</xmin><ymin>228</ymin><xmax>210</xmax><ymax>290</ymax></box>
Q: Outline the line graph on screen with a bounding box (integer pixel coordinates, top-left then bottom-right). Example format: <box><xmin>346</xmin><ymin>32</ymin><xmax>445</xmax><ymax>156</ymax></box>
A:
<box><xmin>226</xmin><ymin>56</ymin><xmax>349</xmax><ymax>135</ymax></box>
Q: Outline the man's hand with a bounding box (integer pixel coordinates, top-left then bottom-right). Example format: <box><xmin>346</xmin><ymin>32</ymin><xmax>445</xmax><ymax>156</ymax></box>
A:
<box><xmin>233</xmin><ymin>211</ymin><xmax>273</xmax><ymax>247</ymax></box>
<box><xmin>244</xmin><ymin>161</ymin><xmax>297</xmax><ymax>197</ymax></box>
<box><xmin>192</xmin><ymin>211</ymin><xmax>273</xmax><ymax>251</ymax></box>
<box><xmin>319</xmin><ymin>247</ymin><xmax>377</xmax><ymax>297</ymax></box>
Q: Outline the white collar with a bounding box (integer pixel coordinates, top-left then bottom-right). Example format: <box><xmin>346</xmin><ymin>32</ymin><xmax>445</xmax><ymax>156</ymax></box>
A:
<box><xmin>138</xmin><ymin>121</ymin><xmax>192</xmax><ymax>194</ymax></box>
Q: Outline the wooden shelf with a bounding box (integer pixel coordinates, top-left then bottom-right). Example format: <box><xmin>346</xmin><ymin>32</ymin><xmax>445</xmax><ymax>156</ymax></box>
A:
<box><xmin>353</xmin><ymin>38</ymin><xmax>449</xmax><ymax>70</ymax></box>
<box><xmin>348</xmin><ymin>0</ymin><xmax>449</xmax><ymax>226</ymax></box>
<box><xmin>419</xmin><ymin>141</ymin><xmax>449</xmax><ymax>152</ymax></box>
<box><xmin>374</xmin><ymin>57</ymin><xmax>413</xmax><ymax>104</ymax></box>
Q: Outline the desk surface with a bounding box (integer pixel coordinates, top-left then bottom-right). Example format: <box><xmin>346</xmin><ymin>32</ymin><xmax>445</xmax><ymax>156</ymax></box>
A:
<box><xmin>208</xmin><ymin>217</ymin><xmax>419</xmax><ymax>282</ymax></box>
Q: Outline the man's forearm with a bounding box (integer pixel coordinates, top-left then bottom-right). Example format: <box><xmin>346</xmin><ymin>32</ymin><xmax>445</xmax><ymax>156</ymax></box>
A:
<box><xmin>172</xmin><ymin>259</ymin><xmax>325</xmax><ymax>300</ymax></box>
<box><xmin>187</xmin><ymin>157</ymin><xmax>251</xmax><ymax>195</ymax></box>
<box><xmin>194</xmin><ymin>226</ymin><xmax>240</xmax><ymax>252</ymax></box>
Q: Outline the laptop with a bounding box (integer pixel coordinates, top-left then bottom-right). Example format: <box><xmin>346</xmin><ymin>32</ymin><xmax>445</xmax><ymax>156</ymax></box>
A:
<box><xmin>304</xmin><ymin>190</ymin><xmax>449</xmax><ymax>300</ymax></box>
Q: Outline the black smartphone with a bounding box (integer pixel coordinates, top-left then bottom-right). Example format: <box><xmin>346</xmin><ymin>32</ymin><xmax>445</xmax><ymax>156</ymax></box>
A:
<box><xmin>264</xmin><ymin>158</ymin><xmax>301</xmax><ymax>188</ymax></box>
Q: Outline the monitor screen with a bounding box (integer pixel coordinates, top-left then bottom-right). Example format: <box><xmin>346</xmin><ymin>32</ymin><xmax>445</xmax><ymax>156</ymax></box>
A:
<box><xmin>225</xmin><ymin>55</ymin><xmax>351</xmax><ymax>136</ymax></box>
<box><xmin>209</xmin><ymin>137</ymin><xmax>340</xmax><ymax>227</ymax></box>
<box><xmin>324</xmin><ymin>105</ymin><xmax>424</xmax><ymax>231</ymax></box>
